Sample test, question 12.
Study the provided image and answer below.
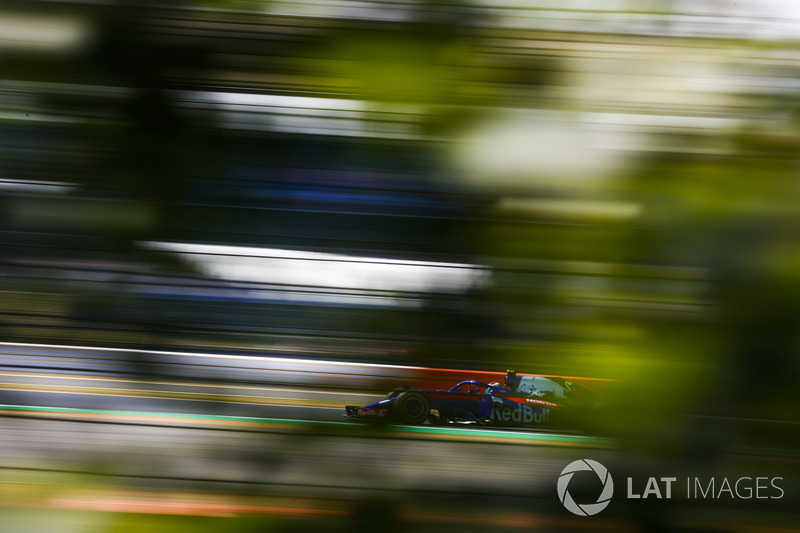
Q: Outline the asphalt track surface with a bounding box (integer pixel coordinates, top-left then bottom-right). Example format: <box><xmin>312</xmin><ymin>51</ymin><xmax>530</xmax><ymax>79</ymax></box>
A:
<box><xmin>0</xmin><ymin>341</ymin><xmax>610</xmax><ymax>440</ymax></box>
<box><xmin>1</xmin><ymin>343</ymin><xmax>798</xmax><ymax>532</ymax></box>
<box><xmin>0</xmin><ymin>343</ymin><xmax>613</xmax><ymax>498</ymax></box>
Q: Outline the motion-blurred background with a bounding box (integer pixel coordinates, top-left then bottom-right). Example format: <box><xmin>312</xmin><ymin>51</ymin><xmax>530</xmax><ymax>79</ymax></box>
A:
<box><xmin>0</xmin><ymin>1</ymin><xmax>798</xmax><ymax>531</ymax></box>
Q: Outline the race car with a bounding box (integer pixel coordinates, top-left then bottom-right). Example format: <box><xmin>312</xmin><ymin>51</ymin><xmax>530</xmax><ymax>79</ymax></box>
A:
<box><xmin>344</xmin><ymin>370</ymin><xmax>598</xmax><ymax>428</ymax></box>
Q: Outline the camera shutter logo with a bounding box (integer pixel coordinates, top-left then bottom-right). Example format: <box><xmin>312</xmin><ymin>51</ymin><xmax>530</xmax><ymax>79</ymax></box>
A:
<box><xmin>557</xmin><ymin>459</ymin><xmax>614</xmax><ymax>516</ymax></box>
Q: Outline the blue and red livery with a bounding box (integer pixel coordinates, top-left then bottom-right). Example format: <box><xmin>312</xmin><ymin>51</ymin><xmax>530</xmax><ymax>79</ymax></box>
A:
<box><xmin>344</xmin><ymin>370</ymin><xmax>598</xmax><ymax>428</ymax></box>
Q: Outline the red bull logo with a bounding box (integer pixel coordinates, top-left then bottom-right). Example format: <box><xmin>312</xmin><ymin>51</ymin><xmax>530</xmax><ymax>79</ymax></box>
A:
<box><xmin>491</xmin><ymin>403</ymin><xmax>549</xmax><ymax>424</ymax></box>
<box><xmin>357</xmin><ymin>408</ymin><xmax>387</xmax><ymax>417</ymax></box>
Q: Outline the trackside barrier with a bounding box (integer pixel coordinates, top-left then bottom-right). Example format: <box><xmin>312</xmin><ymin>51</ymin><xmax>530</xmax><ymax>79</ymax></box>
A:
<box><xmin>0</xmin><ymin>342</ymin><xmax>612</xmax><ymax>394</ymax></box>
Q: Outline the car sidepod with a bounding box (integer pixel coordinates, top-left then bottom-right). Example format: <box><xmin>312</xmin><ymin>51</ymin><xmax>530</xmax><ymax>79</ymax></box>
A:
<box><xmin>485</xmin><ymin>396</ymin><xmax>554</xmax><ymax>427</ymax></box>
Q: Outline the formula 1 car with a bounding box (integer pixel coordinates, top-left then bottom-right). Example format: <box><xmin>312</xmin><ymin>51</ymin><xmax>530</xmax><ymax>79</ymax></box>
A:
<box><xmin>344</xmin><ymin>370</ymin><xmax>598</xmax><ymax>428</ymax></box>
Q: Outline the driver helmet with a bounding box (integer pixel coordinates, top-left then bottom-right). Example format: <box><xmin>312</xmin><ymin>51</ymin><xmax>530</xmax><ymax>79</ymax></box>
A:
<box><xmin>504</xmin><ymin>369</ymin><xmax>521</xmax><ymax>390</ymax></box>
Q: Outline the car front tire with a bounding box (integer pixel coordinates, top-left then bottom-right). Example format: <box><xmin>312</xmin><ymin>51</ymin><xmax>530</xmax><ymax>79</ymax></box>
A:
<box><xmin>393</xmin><ymin>391</ymin><xmax>430</xmax><ymax>424</ymax></box>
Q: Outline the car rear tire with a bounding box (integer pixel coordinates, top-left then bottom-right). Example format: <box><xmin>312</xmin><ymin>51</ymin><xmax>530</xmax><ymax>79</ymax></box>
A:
<box><xmin>393</xmin><ymin>391</ymin><xmax>429</xmax><ymax>424</ymax></box>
